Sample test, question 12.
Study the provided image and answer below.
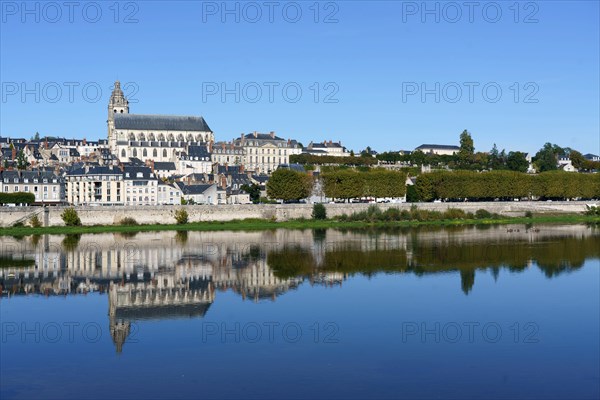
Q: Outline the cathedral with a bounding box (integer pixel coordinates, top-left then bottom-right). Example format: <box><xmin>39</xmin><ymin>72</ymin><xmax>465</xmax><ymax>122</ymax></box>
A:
<box><xmin>107</xmin><ymin>81</ymin><xmax>214</xmax><ymax>162</ymax></box>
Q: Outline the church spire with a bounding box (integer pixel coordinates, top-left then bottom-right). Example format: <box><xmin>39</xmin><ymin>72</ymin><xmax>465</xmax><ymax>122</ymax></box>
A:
<box><xmin>108</xmin><ymin>80</ymin><xmax>130</xmax><ymax>153</ymax></box>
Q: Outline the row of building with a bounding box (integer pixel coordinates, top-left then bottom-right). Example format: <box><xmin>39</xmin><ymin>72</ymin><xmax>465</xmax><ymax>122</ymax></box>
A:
<box><xmin>0</xmin><ymin>81</ymin><xmax>358</xmax><ymax>205</ymax></box>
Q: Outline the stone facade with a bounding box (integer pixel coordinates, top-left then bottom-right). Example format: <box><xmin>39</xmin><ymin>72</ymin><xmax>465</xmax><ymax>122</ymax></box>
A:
<box><xmin>107</xmin><ymin>81</ymin><xmax>214</xmax><ymax>163</ymax></box>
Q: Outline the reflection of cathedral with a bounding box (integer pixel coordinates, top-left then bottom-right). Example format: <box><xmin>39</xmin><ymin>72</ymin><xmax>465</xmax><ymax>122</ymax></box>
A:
<box><xmin>108</xmin><ymin>268</ymin><xmax>214</xmax><ymax>353</ymax></box>
<box><xmin>1</xmin><ymin>226</ymin><xmax>597</xmax><ymax>352</ymax></box>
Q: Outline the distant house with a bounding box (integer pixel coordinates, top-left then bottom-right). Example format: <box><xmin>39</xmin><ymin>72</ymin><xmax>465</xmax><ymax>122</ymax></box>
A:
<box><xmin>557</xmin><ymin>156</ymin><xmax>577</xmax><ymax>172</ymax></box>
<box><xmin>584</xmin><ymin>153</ymin><xmax>600</xmax><ymax>162</ymax></box>
<box><xmin>414</xmin><ymin>144</ymin><xmax>460</xmax><ymax>156</ymax></box>
<box><xmin>304</xmin><ymin>141</ymin><xmax>349</xmax><ymax>157</ymax></box>
<box><xmin>151</xmin><ymin>161</ymin><xmax>177</xmax><ymax>179</ymax></box>
<box><xmin>176</xmin><ymin>183</ymin><xmax>218</xmax><ymax>205</ymax></box>
<box><xmin>1</xmin><ymin>170</ymin><xmax>65</xmax><ymax>204</ymax></box>
<box><xmin>276</xmin><ymin>163</ymin><xmax>305</xmax><ymax>172</ymax></box>
<box><xmin>157</xmin><ymin>181</ymin><xmax>182</xmax><ymax>205</ymax></box>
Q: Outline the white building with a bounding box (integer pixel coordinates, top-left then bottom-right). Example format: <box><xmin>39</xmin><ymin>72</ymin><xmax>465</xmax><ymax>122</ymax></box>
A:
<box><xmin>414</xmin><ymin>144</ymin><xmax>460</xmax><ymax>156</ymax></box>
<box><xmin>1</xmin><ymin>170</ymin><xmax>64</xmax><ymax>204</ymax></box>
<box><xmin>107</xmin><ymin>81</ymin><xmax>214</xmax><ymax>163</ymax></box>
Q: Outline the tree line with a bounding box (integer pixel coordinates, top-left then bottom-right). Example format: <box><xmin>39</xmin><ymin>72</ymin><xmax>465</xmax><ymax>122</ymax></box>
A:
<box><xmin>415</xmin><ymin>170</ymin><xmax>600</xmax><ymax>201</ymax></box>
<box><xmin>0</xmin><ymin>192</ymin><xmax>36</xmax><ymax>204</ymax></box>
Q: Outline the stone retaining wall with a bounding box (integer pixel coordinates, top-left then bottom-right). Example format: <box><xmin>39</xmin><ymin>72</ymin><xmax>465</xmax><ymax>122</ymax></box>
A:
<box><xmin>0</xmin><ymin>201</ymin><xmax>593</xmax><ymax>228</ymax></box>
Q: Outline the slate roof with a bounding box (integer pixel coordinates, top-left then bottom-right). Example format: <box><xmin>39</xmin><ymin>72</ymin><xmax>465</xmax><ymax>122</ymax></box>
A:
<box><xmin>66</xmin><ymin>165</ymin><xmax>121</xmax><ymax>176</ymax></box>
<box><xmin>217</xmin><ymin>165</ymin><xmax>243</xmax><ymax>175</ymax></box>
<box><xmin>179</xmin><ymin>183</ymin><xmax>215</xmax><ymax>195</ymax></box>
<box><xmin>277</xmin><ymin>163</ymin><xmax>305</xmax><ymax>172</ymax></box>
<box><xmin>153</xmin><ymin>162</ymin><xmax>176</xmax><ymax>170</ymax></box>
<box><xmin>114</xmin><ymin>114</ymin><xmax>212</xmax><ymax>132</ymax></box>
<box><xmin>123</xmin><ymin>166</ymin><xmax>157</xmax><ymax>180</ymax></box>
<box><xmin>1</xmin><ymin>170</ymin><xmax>63</xmax><ymax>182</ymax></box>
<box><xmin>415</xmin><ymin>144</ymin><xmax>460</xmax><ymax>150</ymax></box>
<box><xmin>242</xmin><ymin>132</ymin><xmax>285</xmax><ymax>141</ymax></box>
<box><xmin>185</xmin><ymin>145</ymin><xmax>211</xmax><ymax>159</ymax></box>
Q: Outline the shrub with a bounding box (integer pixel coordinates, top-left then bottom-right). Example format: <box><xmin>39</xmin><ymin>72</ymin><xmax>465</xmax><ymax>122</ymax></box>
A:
<box><xmin>119</xmin><ymin>217</ymin><xmax>138</xmax><ymax>226</ymax></box>
<box><xmin>312</xmin><ymin>203</ymin><xmax>327</xmax><ymax>220</ymax></box>
<box><xmin>61</xmin><ymin>207</ymin><xmax>81</xmax><ymax>226</ymax></box>
<box><xmin>29</xmin><ymin>214</ymin><xmax>42</xmax><ymax>228</ymax></box>
<box><xmin>525</xmin><ymin>211</ymin><xmax>533</xmax><ymax>218</ymax></box>
<box><xmin>443</xmin><ymin>208</ymin><xmax>468</xmax><ymax>220</ymax></box>
<box><xmin>584</xmin><ymin>206</ymin><xmax>600</xmax><ymax>216</ymax></box>
<box><xmin>174</xmin><ymin>208</ymin><xmax>189</xmax><ymax>225</ymax></box>
<box><xmin>475</xmin><ymin>209</ymin><xmax>493</xmax><ymax>219</ymax></box>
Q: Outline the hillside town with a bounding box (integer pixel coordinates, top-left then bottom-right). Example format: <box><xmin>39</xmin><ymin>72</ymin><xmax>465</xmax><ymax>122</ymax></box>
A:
<box><xmin>1</xmin><ymin>81</ymin><xmax>598</xmax><ymax>207</ymax></box>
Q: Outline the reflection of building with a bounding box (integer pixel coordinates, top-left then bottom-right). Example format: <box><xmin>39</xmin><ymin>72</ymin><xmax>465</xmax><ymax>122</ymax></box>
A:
<box><xmin>1</xmin><ymin>225</ymin><xmax>597</xmax><ymax>352</ymax></box>
<box><xmin>108</xmin><ymin>269</ymin><xmax>214</xmax><ymax>353</ymax></box>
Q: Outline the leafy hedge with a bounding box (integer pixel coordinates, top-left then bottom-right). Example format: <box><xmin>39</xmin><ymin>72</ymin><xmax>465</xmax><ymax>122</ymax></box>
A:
<box><xmin>322</xmin><ymin>169</ymin><xmax>407</xmax><ymax>200</ymax></box>
<box><xmin>0</xmin><ymin>192</ymin><xmax>35</xmax><ymax>204</ymax></box>
<box><xmin>415</xmin><ymin>171</ymin><xmax>600</xmax><ymax>201</ymax></box>
<box><xmin>290</xmin><ymin>153</ymin><xmax>378</xmax><ymax>166</ymax></box>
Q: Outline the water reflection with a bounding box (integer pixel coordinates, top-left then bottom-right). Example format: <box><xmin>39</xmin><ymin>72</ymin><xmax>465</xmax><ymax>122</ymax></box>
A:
<box><xmin>1</xmin><ymin>224</ymin><xmax>598</xmax><ymax>352</ymax></box>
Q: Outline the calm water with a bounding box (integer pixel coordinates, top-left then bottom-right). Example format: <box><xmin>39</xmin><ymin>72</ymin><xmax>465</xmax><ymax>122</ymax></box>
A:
<box><xmin>1</xmin><ymin>225</ymin><xmax>599</xmax><ymax>399</ymax></box>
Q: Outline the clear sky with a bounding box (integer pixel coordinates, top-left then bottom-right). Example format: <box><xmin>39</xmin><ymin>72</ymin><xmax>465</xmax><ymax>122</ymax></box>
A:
<box><xmin>1</xmin><ymin>1</ymin><xmax>599</xmax><ymax>155</ymax></box>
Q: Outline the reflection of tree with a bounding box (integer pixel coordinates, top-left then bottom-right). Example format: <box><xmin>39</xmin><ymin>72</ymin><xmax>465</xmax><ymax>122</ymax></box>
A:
<box><xmin>267</xmin><ymin>246</ymin><xmax>315</xmax><ymax>279</ymax></box>
<box><xmin>62</xmin><ymin>234</ymin><xmax>81</xmax><ymax>251</ymax></box>
<box><xmin>116</xmin><ymin>231</ymin><xmax>138</xmax><ymax>239</ymax></box>
<box><xmin>264</xmin><ymin>234</ymin><xmax>599</xmax><ymax>292</ymax></box>
<box><xmin>461</xmin><ymin>270</ymin><xmax>475</xmax><ymax>295</ymax></box>
<box><xmin>30</xmin><ymin>234</ymin><xmax>41</xmax><ymax>247</ymax></box>
<box><xmin>313</xmin><ymin>229</ymin><xmax>327</xmax><ymax>243</ymax></box>
<box><xmin>175</xmin><ymin>230</ymin><xmax>188</xmax><ymax>245</ymax></box>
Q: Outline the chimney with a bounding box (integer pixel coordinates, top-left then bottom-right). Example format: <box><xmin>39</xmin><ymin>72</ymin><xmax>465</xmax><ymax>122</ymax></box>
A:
<box><xmin>253</xmin><ymin>131</ymin><xmax>257</xmax><ymax>138</ymax></box>
<box><xmin>208</xmin><ymin>141</ymin><xmax>212</xmax><ymax>153</ymax></box>
<box><xmin>329</xmin><ymin>140</ymin><xmax>332</xmax><ymax>145</ymax></box>
<box><xmin>11</xmin><ymin>146</ymin><xmax>16</xmax><ymax>160</ymax></box>
<box><xmin>269</xmin><ymin>131</ymin><xmax>275</xmax><ymax>138</ymax></box>
<box><xmin>82</xmin><ymin>138</ymin><xmax>86</xmax><ymax>145</ymax></box>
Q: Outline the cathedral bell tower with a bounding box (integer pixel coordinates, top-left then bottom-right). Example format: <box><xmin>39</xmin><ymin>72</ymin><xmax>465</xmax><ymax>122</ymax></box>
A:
<box><xmin>107</xmin><ymin>80</ymin><xmax>129</xmax><ymax>153</ymax></box>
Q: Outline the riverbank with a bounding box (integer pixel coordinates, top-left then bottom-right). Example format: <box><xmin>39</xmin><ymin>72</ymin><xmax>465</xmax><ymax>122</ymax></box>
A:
<box><xmin>1</xmin><ymin>214</ymin><xmax>598</xmax><ymax>237</ymax></box>
<box><xmin>0</xmin><ymin>201</ymin><xmax>594</xmax><ymax>228</ymax></box>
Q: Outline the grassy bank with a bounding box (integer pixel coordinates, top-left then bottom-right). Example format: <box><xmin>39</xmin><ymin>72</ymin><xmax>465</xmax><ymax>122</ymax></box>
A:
<box><xmin>1</xmin><ymin>214</ymin><xmax>599</xmax><ymax>237</ymax></box>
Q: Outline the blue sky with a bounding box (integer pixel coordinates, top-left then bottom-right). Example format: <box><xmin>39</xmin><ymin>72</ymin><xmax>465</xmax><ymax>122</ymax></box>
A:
<box><xmin>1</xmin><ymin>0</ymin><xmax>599</xmax><ymax>155</ymax></box>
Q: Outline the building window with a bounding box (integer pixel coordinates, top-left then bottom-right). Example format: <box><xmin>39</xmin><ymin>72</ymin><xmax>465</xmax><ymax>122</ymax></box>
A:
<box><xmin>163</xmin><ymin>149</ymin><xmax>167</xmax><ymax>158</ymax></box>
<box><xmin>121</xmin><ymin>149</ymin><xmax>126</xmax><ymax>158</ymax></box>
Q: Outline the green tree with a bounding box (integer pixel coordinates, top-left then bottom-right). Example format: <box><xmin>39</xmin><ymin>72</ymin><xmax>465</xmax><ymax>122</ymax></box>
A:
<box><xmin>506</xmin><ymin>151</ymin><xmax>529</xmax><ymax>172</ymax></box>
<box><xmin>312</xmin><ymin>203</ymin><xmax>327</xmax><ymax>220</ymax></box>
<box><xmin>266</xmin><ymin>169</ymin><xmax>313</xmax><ymax>201</ymax></box>
<box><xmin>458</xmin><ymin>130</ymin><xmax>475</xmax><ymax>168</ymax></box>
<box><xmin>533</xmin><ymin>143</ymin><xmax>562</xmax><ymax>172</ymax></box>
<box><xmin>241</xmin><ymin>183</ymin><xmax>261</xmax><ymax>203</ymax></box>
<box><xmin>16</xmin><ymin>150</ymin><xmax>29</xmax><ymax>170</ymax></box>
